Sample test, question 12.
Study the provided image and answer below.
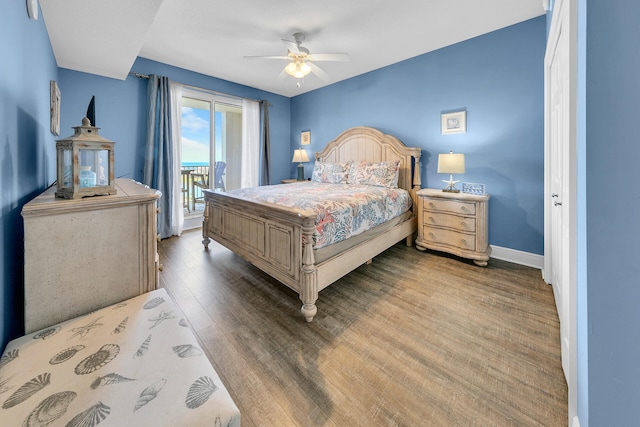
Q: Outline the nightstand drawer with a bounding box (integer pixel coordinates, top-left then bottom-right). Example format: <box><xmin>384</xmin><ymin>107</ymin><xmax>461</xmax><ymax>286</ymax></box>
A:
<box><xmin>422</xmin><ymin>226</ymin><xmax>476</xmax><ymax>251</ymax></box>
<box><xmin>423</xmin><ymin>198</ymin><xmax>476</xmax><ymax>216</ymax></box>
<box><xmin>423</xmin><ymin>213</ymin><xmax>476</xmax><ymax>232</ymax></box>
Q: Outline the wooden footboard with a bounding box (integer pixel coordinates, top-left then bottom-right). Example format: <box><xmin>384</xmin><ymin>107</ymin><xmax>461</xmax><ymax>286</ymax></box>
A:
<box><xmin>201</xmin><ymin>126</ymin><xmax>422</xmax><ymax>322</ymax></box>
<box><xmin>202</xmin><ymin>190</ymin><xmax>321</xmax><ymax>320</ymax></box>
<box><xmin>202</xmin><ymin>189</ymin><xmax>417</xmax><ymax>322</ymax></box>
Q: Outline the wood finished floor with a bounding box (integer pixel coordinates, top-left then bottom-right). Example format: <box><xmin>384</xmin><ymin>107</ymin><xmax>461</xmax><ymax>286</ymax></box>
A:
<box><xmin>158</xmin><ymin>228</ymin><xmax>567</xmax><ymax>427</ymax></box>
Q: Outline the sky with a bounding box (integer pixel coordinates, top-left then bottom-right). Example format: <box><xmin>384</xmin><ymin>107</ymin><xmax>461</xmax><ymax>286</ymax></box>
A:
<box><xmin>181</xmin><ymin>106</ymin><xmax>210</xmax><ymax>164</ymax></box>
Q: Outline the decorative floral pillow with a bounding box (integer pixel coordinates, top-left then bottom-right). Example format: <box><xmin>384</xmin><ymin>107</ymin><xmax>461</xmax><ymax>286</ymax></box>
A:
<box><xmin>347</xmin><ymin>160</ymin><xmax>401</xmax><ymax>188</ymax></box>
<box><xmin>311</xmin><ymin>161</ymin><xmax>352</xmax><ymax>184</ymax></box>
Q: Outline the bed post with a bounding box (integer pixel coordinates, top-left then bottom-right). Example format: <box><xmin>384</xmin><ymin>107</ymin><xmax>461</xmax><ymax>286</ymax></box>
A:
<box><xmin>407</xmin><ymin>154</ymin><xmax>422</xmax><ymax>247</ymax></box>
<box><xmin>413</xmin><ymin>156</ymin><xmax>422</xmax><ymax>191</ymax></box>
<box><xmin>300</xmin><ymin>219</ymin><xmax>318</xmax><ymax>322</ymax></box>
<box><xmin>202</xmin><ymin>202</ymin><xmax>211</xmax><ymax>249</ymax></box>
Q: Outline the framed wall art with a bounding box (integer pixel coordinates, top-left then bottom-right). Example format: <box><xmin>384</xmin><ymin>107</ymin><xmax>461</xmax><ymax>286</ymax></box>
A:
<box><xmin>441</xmin><ymin>110</ymin><xmax>466</xmax><ymax>135</ymax></box>
<box><xmin>301</xmin><ymin>130</ymin><xmax>311</xmax><ymax>145</ymax></box>
<box><xmin>50</xmin><ymin>80</ymin><xmax>61</xmax><ymax>136</ymax></box>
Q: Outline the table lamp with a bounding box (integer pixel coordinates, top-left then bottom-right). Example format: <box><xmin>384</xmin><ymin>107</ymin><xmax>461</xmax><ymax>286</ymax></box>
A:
<box><xmin>292</xmin><ymin>149</ymin><xmax>310</xmax><ymax>180</ymax></box>
<box><xmin>437</xmin><ymin>151</ymin><xmax>465</xmax><ymax>193</ymax></box>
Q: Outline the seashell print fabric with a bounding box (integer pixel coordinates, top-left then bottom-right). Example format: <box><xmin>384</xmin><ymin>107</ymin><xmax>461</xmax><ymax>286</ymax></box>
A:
<box><xmin>0</xmin><ymin>288</ymin><xmax>240</xmax><ymax>426</ymax></box>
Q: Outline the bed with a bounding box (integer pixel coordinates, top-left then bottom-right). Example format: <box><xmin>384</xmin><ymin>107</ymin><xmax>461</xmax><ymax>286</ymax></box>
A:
<box><xmin>202</xmin><ymin>126</ymin><xmax>421</xmax><ymax>322</ymax></box>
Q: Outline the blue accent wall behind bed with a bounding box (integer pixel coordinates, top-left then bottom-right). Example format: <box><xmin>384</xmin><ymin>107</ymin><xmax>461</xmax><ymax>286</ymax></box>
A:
<box><xmin>290</xmin><ymin>16</ymin><xmax>547</xmax><ymax>256</ymax></box>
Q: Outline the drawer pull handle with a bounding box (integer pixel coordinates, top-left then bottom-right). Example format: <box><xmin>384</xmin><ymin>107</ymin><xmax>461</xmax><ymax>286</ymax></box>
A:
<box><xmin>461</xmin><ymin>222</ymin><xmax>466</xmax><ymax>227</ymax></box>
<box><xmin>429</xmin><ymin>232</ymin><xmax>435</xmax><ymax>238</ymax></box>
<box><xmin>460</xmin><ymin>206</ymin><xmax>467</xmax><ymax>211</ymax></box>
<box><xmin>428</xmin><ymin>217</ymin><xmax>435</xmax><ymax>223</ymax></box>
<box><xmin>461</xmin><ymin>239</ymin><xmax>467</xmax><ymax>244</ymax></box>
<box><xmin>429</xmin><ymin>202</ymin><xmax>435</xmax><ymax>208</ymax></box>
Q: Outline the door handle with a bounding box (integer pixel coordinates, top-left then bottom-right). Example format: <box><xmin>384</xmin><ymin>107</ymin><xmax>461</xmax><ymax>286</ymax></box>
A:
<box><xmin>554</xmin><ymin>201</ymin><xmax>562</xmax><ymax>206</ymax></box>
<box><xmin>551</xmin><ymin>193</ymin><xmax>558</xmax><ymax>198</ymax></box>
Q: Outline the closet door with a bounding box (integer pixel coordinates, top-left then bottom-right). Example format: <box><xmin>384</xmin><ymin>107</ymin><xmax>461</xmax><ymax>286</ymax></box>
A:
<box><xmin>543</xmin><ymin>0</ymin><xmax>577</xmax><ymax>424</ymax></box>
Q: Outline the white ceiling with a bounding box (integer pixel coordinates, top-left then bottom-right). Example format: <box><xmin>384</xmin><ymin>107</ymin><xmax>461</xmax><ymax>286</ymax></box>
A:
<box><xmin>40</xmin><ymin>0</ymin><xmax>545</xmax><ymax>98</ymax></box>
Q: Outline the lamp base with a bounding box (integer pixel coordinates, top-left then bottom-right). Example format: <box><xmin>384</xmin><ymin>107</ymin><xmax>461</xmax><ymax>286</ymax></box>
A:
<box><xmin>442</xmin><ymin>175</ymin><xmax>460</xmax><ymax>193</ymax></box>
<box><xmin>297</xmin><ymin>164</ymin><xmax>305</xmax><ymax>181</ymax></box>
<box><xmin>442</xmin><ymin>187</ymin><xmax>460</xmax><ymax>193</ymax></box>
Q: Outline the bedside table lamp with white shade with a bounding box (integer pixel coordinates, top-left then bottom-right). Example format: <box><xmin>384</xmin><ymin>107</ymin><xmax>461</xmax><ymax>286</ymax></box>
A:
<box><xmin>292</xmin><ymin>148</ymin><xmax>310</xmax><ymax>180</ymax></box>
<box><xmin>437</xmin><ymin>151</ymin><xmax>465</xmax><ymax>193</ymax></box>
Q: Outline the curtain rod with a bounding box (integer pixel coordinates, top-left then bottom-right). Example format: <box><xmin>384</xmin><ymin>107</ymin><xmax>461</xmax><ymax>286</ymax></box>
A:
<box><xmin>129</xmin><ymin>72</ymin><xmax>271</xmax><ymax>106</ymax></box>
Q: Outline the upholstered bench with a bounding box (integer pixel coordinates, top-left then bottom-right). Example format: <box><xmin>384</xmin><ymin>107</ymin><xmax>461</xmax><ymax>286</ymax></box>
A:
<box><xmin>0</xmin><ymin>288</ymin><xmax>240</xmax><ymax>426</ymax></box>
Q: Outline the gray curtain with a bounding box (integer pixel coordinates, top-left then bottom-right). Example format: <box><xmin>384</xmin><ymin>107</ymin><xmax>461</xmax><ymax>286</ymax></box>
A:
<box><xmin>143</xmin><ymin>75</ymin><xmax>175</xmax><ymax>238</ymax></box>
<box><xmin>260</xmin><ymin>101</ymin><xmax>271</xmax><ymax>185</ymax></box>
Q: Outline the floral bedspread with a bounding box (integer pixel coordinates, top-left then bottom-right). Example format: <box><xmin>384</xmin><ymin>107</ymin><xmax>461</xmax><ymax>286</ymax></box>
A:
<box><xmin>229</xmin><ymin>182</ymin><xmax>412</xmax><ymax>249</ymax></box>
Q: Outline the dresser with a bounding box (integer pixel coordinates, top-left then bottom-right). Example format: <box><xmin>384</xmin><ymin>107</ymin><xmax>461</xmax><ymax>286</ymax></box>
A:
<box><xmin>415</xmin><ymin>188</ymin><xmax>490</xmax><ymax>266</ymax></box>
<box><xmin>21</xmin><ymin>178</ymin><xmax>161</xmax><ymax>333</ymax></box>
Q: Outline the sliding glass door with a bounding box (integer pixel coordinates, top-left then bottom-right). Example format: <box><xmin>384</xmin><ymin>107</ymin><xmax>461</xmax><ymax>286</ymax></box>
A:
<box><xmin>180</xmin><ymin>88</ymin><xmax>242</xmax><ymax>225</ymax></box>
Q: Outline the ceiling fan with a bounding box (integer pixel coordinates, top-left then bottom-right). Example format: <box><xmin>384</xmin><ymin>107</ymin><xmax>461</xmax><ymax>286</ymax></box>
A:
<box><xmin>244</xmin><ymin>33</ymin><xmax>349</xmax><ymax>85</ymax></box>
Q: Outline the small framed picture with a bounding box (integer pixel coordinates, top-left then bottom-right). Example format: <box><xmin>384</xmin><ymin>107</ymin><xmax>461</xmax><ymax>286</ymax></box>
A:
<box><xmin>462</xmin><ymin>182</ymin><xmax>485</xmax><ymax>195</ymax></box>
<box><xmin>441</xmin><ymin>110</ymin><xmax>466</xmax><ymax>135</ymax></box>
<box><xmin>50</xmin><ymin>81</ymin><xmax>61</xmax><ymax>136</ymax></box>
<box><xmin>301</xmin><ymin>130</ymin><xmax>311</xmax><ymax>145</ymax></box>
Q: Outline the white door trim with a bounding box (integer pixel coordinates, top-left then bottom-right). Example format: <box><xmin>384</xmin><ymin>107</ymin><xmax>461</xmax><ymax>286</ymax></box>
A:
<box><xmin>543</xmin><ymin>0</ymin><xmax>578</xmax><ymax>424</ymax></box>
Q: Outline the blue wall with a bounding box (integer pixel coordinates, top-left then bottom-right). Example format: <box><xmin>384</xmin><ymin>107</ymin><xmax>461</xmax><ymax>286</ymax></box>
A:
<box><xmin>584</xmin><ymin>0</ymin><xmax>640</xmax><ymax>425</ymax></box>
<box><xmin>0</xmin><ymin>2</ymin><xmax>59</xmax><ymax>348</ymax></box>
<box><xmin>290</xmin><ymin>17</ymin><xmax>546</xmax><ymax>255</ymax></box>
<box><xmin>59</xmin><ymin>58</ymin><xmax>291</xmax><ymax>184</ymax></box>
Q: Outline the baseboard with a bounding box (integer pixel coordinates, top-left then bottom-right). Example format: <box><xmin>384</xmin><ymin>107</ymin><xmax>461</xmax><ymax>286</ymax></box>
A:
<box><xmin>490</xmin><ymin>245</ymin><xmax>544</xmax><ymax>270</ymax></box>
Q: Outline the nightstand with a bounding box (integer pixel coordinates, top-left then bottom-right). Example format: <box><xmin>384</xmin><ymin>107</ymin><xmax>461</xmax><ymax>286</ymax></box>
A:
<box><xmin>280</xmin><ymin>179</ymin><xmax>301</xmax><ymax>184</ymax></box>
<box><xmin>415</xmin><ymin>188</ymin><xmax>491</xmax><ymax>266</ymax></box>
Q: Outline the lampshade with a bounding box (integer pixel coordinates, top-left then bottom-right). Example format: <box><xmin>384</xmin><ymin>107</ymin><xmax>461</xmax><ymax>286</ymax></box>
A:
<box><xmin>285</xmin><ymin>60</ymin><xmax>312</xmax><ymax>79</ymax></box>
<box><xmin>437</xmin><ymin>152</ymin><xmax>465</xmax><ymax>174</ymax></box>
<box><xmin>292</xmin><ymin>149</ymin><xmax>310</xmax><ymax>163</ymax></box>
<box><xmin>437</xmin><ymin>151</ymin><xmax>465</xmax><ymax>193</ymax></box>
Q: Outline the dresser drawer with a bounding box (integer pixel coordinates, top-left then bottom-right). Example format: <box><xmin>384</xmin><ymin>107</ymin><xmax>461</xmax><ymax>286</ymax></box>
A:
<box><xmin>423</xmin><ymin>198</ymin><xmax>476</xmax><ymax>216</ymax></box>
<box><xmin>423</xmin><ymin>212</ymin><xmax>476</xmax><ymax>232</ymax></box>
<box><xmin>422</xmin><ymin>226</ymin><xmax>476</xmax><ymax>251</ymax></box>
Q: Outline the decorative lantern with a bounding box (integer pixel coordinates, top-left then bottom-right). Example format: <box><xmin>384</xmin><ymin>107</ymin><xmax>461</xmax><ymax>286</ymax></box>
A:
<box><xmin>55</xmin><ymin>117</ymin><xmax>116</xmax><ymax>199</ymax></box>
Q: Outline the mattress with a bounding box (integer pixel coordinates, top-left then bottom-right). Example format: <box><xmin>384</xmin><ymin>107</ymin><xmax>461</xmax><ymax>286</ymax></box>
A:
<box><xmin>229</xmin><ymin>182</ymin><xmax>412</xmax><ymax>249</ymax></box>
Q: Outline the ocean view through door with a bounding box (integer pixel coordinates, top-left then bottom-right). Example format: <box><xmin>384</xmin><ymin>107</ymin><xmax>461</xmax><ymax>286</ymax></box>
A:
<box><xmin>180</xmin><ymin>89</ymin><xmax>242</xmax><ymax>229</ymax></box>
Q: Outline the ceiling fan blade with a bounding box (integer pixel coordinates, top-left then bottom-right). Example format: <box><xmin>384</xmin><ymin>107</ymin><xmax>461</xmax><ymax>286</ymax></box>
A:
<box><xmin>308</xmin><ymin>53</ymin><xmax>350</xmax><ymax>62</ymax></box>
<box><xmin>281</xmin><ymin>39</ymin><xmax>300</xmax><ymax>54</ymax></box>
<box><xmin>308</xmin><ymin>62</ymin><xmax>330</xmax><ymax>82</ymax></box>
<box><xmin>277</xmin><ymin>67</ymin><xmax>288</xmax><ymax>80</ymax></box>
<box><xmin>243</xmin><ymin>55</ymin><xmax>290</xmax><ymax>60</ymax></box>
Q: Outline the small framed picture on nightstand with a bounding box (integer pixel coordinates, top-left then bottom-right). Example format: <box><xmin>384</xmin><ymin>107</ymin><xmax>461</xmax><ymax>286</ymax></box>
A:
<box><xmin>462</xmin><ymin>182</ymin><xmax>485</xmax><ymax>195</ymax></box>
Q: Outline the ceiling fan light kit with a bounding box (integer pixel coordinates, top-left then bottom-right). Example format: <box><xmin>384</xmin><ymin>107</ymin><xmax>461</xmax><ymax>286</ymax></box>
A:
<box><xmin>285</xmin><ymin>60</ymin><xmax>312</xmax><ymax>79</ymax></box>
<box><xmin>244</xmin><ymin>32</ymin><xmax>349</xmax><ymax>86</ymax></box>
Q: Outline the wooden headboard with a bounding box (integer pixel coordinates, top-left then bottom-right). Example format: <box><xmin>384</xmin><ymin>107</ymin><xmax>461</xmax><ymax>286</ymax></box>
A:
<box><xmin>315</xmin><ymin>126</ymin><xmax>422</xmax><ymax>193</ymax></box>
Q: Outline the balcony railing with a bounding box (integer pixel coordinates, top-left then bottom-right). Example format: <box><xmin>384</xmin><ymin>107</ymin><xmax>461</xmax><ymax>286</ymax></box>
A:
<box><xmin>181</xmin><ymin>164</ymin><xmax>209</xmax><ymax>215</ymax></box>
